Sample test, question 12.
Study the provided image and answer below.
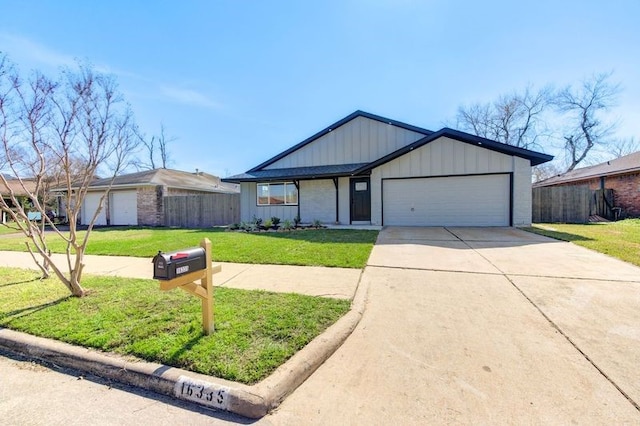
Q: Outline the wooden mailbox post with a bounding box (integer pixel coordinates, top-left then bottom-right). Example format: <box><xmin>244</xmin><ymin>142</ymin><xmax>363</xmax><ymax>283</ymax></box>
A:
<box><xmin>155</xmin><ymin>238</ymin><xmax>221</xmax><ymax>335</ymax></box>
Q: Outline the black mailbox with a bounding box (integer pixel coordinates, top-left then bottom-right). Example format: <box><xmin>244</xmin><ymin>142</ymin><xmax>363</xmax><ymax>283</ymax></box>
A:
<box><xmin>152</xmin><ymin>247</ymin><xmax>206</xmax><ymax>280</ymax></box>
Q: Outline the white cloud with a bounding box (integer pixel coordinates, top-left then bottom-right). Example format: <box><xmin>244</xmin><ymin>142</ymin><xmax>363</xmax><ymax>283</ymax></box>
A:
<box><xmin>159</xmin><ymin>85</ymin><xmax>221</xmax><ymax>109</ymax></box>
<box><xmin>0</xmin><ymin>33</ymin><xmax>76</xmax><ymax>69</ymax></box>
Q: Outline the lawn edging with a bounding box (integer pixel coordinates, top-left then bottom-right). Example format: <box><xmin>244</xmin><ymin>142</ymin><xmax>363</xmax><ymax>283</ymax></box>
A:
<box><xmin>0</xmin><ymin>269</ymin><xmax>368</xmax><ymax>419</ymax></box>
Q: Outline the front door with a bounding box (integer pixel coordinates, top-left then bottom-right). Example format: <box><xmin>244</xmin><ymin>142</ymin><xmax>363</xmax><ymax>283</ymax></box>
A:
<box><xmin>350</xmin><ymin>177</ymin><xmax>371</xmax><ymax>223</ymax></box>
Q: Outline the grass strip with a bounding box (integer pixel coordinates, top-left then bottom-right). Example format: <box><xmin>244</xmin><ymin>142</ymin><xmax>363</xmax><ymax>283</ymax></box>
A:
<box><xmin>525</xmin><ymin>218</ymin><xmax>640</xmax><ymax>267</ymax></box>
<box><xmin>0</xmin><ymin>228</ymin><xmax>378</xmax><ymax>268</ymax></box>
<box><xmin>0</xmin><ymin>267</ymin><xmax>351</xmax><ymax>384</ymax></box>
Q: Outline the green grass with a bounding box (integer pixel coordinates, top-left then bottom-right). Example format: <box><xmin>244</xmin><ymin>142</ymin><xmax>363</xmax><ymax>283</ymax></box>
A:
<box><xmin>525</xmin><ymin>218</ymin><xmax>640</xmax><ymax>267</ymax></box>
<box><xmin>0</xmin><ymin>223</ymin><xmax>24</xmax><ymax>235</ymax></box>
<box><xmin>0</xmin><ymin>267</ymin><xmax>350</xmax><ymax>384</ymax></box>
<box><xmin>0</xmin><ymin>227</ymin><xmax>378</xmax><ymax>268</ymax></box>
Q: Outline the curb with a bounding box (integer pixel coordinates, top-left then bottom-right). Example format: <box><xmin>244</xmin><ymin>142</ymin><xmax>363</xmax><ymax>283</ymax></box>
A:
<box><xmin>0</xmin><ymin>270</ymin><xmax>369</xmax><ymax>419</ymax></box>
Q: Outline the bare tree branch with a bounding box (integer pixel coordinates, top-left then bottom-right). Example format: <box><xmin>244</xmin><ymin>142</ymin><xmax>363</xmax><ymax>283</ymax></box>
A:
<box><xmin>455</xmin><ymin>85</ymin><xmax>552</xmax><ymax>150</ymax></box>
<box><xmin>0</xmin><ymin>55</ymin><xmax>142</xmax><ymax>297</ymax></box>
<box><xmin>132</xmin><ymin>122</ymin><xmax>174</xmax><ymax>170</ymax></box>
<box><xmin>555</xmin><ymin>72</ymin><xmax>620</xmax><ymax>172</ymax></box>
<box><xmin>609</xmin><ymin>136</ymin><xmax>639</xmax><ymax>159</ymax></box>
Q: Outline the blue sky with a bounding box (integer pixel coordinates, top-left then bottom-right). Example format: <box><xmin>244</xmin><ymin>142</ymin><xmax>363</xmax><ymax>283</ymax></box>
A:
<box><xmin>1</xmin><ymin>1</ymin><xmax>638</xmax><ymax>177</ymax></box>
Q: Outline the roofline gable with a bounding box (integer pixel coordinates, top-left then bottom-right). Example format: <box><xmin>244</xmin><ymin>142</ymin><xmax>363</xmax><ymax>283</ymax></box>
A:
<box><xmin>353</xmin><ymin>127</ymin><xmax>553</xmax><ymax>174</ymax></box>
<box><xmin>533</xmin><ymin>150</ymin><xmax>640</xmax><ymax>187</ymax></box>
<box><xmin>248</xmin><ymin>110</ymin><xmax>433</xmax><ymax>172</ymax></box>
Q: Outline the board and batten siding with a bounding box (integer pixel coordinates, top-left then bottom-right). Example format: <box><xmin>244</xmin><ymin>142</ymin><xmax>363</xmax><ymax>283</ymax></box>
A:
<box><xmin>370</xmin><ymin>137</ymin><xmax>533</xmax><ymax>226</ymax></box>
<box><xmin>264</xmin><ymin>116</ymin><xmax>425</xmax><ymax>169</ymax></box>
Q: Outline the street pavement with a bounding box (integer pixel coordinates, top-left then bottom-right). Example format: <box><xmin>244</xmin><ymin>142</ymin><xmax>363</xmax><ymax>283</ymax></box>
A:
<box><xmin>2</xmin><ymin>227</ymin><xmax>640</xmax><ymax>424</ymax></box>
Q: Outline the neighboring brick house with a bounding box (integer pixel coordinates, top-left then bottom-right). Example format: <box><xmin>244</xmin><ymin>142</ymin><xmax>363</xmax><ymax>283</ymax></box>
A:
<box><xmin>534</xmin><ymin>151</ymin><xmax>640</xmax><ymax>217</ymax></box>
<box><xmin>74</xmin><ymin>168</ymin><xmax>239</xmax><ymax>226</ymax></box>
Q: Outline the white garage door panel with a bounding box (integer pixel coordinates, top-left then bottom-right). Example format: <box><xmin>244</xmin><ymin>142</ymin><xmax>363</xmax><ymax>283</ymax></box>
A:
<box><xmin>83</xmin><ymin>192</ymin><xmax>107</xmax><ymax>226</ymax></box>
<box><xmin>111</xmin><ymin>191</ymin><xmax>138</xmax><ymax>225</ymax></box>
<box><xmin>383</xmin><ymin>175</ymin><xmax>510</xmax><ymax>226</ymax></box>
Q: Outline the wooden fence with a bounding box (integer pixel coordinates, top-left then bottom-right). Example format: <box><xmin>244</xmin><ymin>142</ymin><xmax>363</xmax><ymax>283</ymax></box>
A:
<box><xmin>164</xmin><ymin>193</ymin><xmax>240</xmax><ymax>227</ymax></box>
<box><xmin>532</xmin><ymin>185</ymin><xmax>614</xmax><ymax>223</ymax></box>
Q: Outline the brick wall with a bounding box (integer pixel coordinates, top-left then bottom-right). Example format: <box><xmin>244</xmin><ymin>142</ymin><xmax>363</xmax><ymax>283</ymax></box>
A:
<box><xmin>551</xmin><ymin>172</ymin><xmax>640</xmax><ymax>217</ymax></box>
<box><xmin>137</xmin><ymin>186</ymin><xmax>164</xmax><ymax>226</ymax></box>
<box><xmin>605</xmin><ymin>173</ymin><xmax>640</xmax><ymax>217</ymax></box>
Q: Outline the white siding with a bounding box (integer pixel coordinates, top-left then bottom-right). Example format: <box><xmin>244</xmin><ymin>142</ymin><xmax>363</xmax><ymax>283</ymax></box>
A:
<box><xmin>265</xmin><ymin>116</ymin><xmax>425</xmax><ymax>169</ymax></box>
<box><xmin>300</xmin><ymin>180</ymin><xmax>335</xmax><ymax>224</ymax></box>
<box><xmin>512</xmin><ymin>156</ymin><xmax>532</xmax><ymax>226</ymax></box>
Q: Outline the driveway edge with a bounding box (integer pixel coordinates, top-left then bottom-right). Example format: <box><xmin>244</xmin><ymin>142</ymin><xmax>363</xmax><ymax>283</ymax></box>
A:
<box><xmin>0</xmin><ymin>270</ymin><xmax>369</xmax><ymax>419</ymax></box>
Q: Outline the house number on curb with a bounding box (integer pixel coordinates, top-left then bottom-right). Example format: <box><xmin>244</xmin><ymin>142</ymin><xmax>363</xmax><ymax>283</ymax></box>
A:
<box><xmin>174</xmin><ymin>376</ymin><xmax>229</xmax><ymax>410</ymax></box>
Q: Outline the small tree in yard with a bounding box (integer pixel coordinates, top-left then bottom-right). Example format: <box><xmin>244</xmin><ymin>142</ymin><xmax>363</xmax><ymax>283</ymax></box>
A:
<box><xmin>0</xmin><ymin>54</ymin><xmax>140</xmax><ymax>297</ymax></box>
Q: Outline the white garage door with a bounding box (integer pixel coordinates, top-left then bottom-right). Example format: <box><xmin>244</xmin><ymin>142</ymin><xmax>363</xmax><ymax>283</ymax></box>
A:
<box><xmin>110</xmin><ymin>190</ymin><xmax>138</xmax><ymax>225</ymax></box>
<box><xmin>383</xmin><ymin>174</ymin><xmax>510</xmax><ymax>226</ymax></box>
<box><xmin>82</xmin><ymin>192</ymin><xmax>107</xmax><ymax>226</ymax></box>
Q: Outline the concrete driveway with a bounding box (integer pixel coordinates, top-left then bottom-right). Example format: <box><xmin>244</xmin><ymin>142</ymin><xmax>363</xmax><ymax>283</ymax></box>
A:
<box><xmin>264</xmin><ymin>227</ymin><xmax>640</xmax><ymax>424</ymax></box>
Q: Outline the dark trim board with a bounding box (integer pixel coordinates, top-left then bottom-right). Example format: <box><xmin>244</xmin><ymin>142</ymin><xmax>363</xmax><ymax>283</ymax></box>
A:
<box><xmin>355</xmin><ymin>129</ymin><xmax>553</xmax><ymax>174</ymax></box>
<box><xmin>381</xmin><ymin>172</ymin><xmax>513</xmax><ymax>226</ymax></box>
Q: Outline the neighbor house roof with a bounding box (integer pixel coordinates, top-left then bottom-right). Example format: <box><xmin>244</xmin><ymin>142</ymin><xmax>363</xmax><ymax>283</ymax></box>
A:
<box><xmin>224</xmin><ymin>110</ymin><xmax>553</xmax><ymax>183</ymax></box>
<box><xmin>1</xmin><ymin>178</ymin><xmax>38</xmax><ymax>197</ymax></box>
<box><xmin>534</xmin><ymin>151</ymin><xmax>640</xmax><ymax>187</ymax></box>
<box><xmin>66</xmin><ymin>168</ymin><xmax>239</xmax><ymax>193</ymax></box>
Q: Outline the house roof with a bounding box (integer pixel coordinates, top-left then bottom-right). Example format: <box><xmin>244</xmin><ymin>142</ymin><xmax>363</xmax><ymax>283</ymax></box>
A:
<box><xmin>224</xmin><ymin>111</ymin><xmax>553</xmax><ymax>183</ymax></box>
<box><xmin>1</xmin><ymin>178</ymin><xmax>38</xmax><ymax>197</ymax></box>
<box><xmin>356</xmin><ymin>127</ymin><xmax>554</xmax><ymax>174</ymax></box>
<box><xmin>84</xmin><ymin>168</ymin><xmax>239</xmax><ymax>193</ymax></box>
<box><xmin>226</xmin><ymin>163</ymin><xmax>369</xmax><ymax>182</ymax></box>
<box><xmin>534</xmin><ymin>151</ymin><xmax>640</xmax><ymax>187</ymax></box>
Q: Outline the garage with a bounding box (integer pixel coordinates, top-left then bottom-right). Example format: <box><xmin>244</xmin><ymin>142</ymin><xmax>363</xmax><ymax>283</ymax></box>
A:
<box><xmin>110</xmin><ymin>190</ymin><xmax>138</xmax><ymax>225</ymax></box>
<box><xmin>382</xmin><ymin>174</ymin><xmax>511</xmax><ymax>226</ymax></box>
<box><xmin>82</xmin><ymin>192</ymin><xmax>107</xmax><ymax>226</ymax></box>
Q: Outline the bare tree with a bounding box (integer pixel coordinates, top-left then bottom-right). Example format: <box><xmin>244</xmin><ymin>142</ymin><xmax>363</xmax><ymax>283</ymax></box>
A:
<box><xmin>609</xmin><ymin>136</ymin><xmax>639</xmax><ymax>159</ymax></box>
<box><xmin>555</xmin><ymin>72</ymin><xmax>620</xmax><ymax>172</ymax></box>
<box><xmin>0</xmin><ymin>55</ymin><xmax>140</xmax><ymax>297</ymax></box>
<box><xmin>455</xmin><ymin>85</ymin><xmax>552</xmax><ymax>150</ymax></box>
<box><xmin>532</xmin><ymin>161</ymin><xmax>563</xmax><ymax>183</ymax></box>
<box><xmin>134</xmin><ymin>122</ymin><xmax>175</xmax><ymax>170</ymax></box>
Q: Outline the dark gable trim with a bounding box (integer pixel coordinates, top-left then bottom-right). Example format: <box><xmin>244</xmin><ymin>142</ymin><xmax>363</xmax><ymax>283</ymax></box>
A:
<box><xmin>248</xmin><ymin>110</ymin><xmax>433</xmax><ymax>173</ymax></box>
<box><xmin>353</xmin><ymin>128</ymin><xmax>553</xmax><ymax>174</ymax></box>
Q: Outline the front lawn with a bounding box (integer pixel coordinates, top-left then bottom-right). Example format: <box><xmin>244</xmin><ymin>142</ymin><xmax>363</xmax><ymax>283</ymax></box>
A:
<box><xmin>525</xmin><ymin>219</ymin><xmax>640</xmax><ymax>267</ymax></box>
<box><xmin>0</xmin><ymin>227</ymin><xmax>379</xmax><ymax>268</ymax></box>
<box><xmin>0</xmin><ymin>267</ymin><xmax>350</xmax><ymax>384</ymax></box>
<box><xmin>0</xmin><ymin>223</ymin><xmax>24</xmax><ymax>235</ymax></box>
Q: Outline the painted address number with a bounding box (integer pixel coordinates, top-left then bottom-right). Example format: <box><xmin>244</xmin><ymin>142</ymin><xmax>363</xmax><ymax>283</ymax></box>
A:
<box><xmin>174</xmin><ymin>375</ymin><xmax>229</xmax><ymax>410</ymax></box>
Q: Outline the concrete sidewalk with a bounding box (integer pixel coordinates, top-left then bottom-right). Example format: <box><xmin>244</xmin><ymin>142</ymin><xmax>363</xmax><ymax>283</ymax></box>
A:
<box><xmin>0</xmin><ymin>251</ymin><xmax>360</xmax><ymax>299</ymax></box>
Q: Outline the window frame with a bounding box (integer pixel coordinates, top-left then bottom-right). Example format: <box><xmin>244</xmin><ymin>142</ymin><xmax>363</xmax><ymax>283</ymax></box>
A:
<box><xmin>256</xmin><ymin>182</ymin><xmax>298</xmax><ymax>206</ymax></box>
